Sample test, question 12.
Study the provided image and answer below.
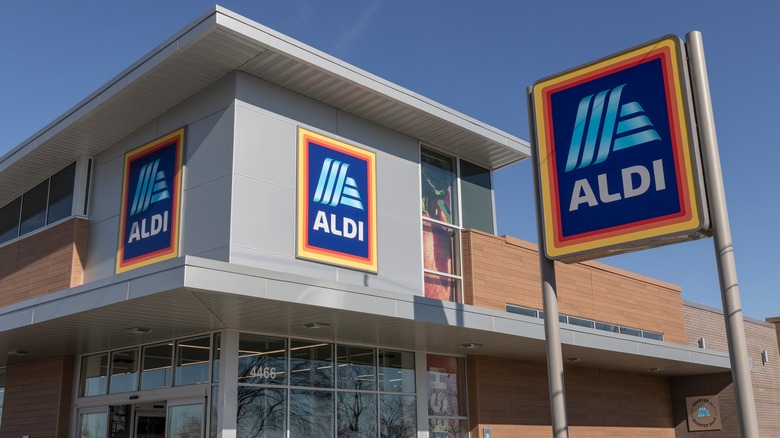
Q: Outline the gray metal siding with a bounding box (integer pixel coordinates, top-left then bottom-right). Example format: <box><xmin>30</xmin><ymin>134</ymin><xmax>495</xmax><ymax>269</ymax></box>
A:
<box><xmin>84</xmin><ymin>76</ymin><xmax>237</xmax><ymax>283</ymax></box>
<box><xmin>231</xmin><ymin>73</ymin><xmax>422</xmax><ymax>295</ymax></box>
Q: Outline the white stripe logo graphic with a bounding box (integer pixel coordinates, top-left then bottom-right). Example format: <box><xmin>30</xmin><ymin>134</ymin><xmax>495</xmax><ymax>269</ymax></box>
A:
<box><xmin>312</xmin><ymin>158</ymin><xmax>364</xmax><ymax>210</ymax></box>
<box><xmin>130</xmin><ymin>158</ymin><xmax>170</xmax><ymax>216</ymax></box>
<box><xmin>565</xmin><ymin>84</ymin><xmax>661</xmax><ymax>172</ymax></box>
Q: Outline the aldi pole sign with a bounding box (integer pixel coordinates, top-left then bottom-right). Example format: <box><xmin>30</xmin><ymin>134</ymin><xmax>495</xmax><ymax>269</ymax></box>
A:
<box><xmin>531</xmin><ymin>36</ymin><xmax>710</xmax><ymax>262</ymax></box>
<box><xmin>297</xmin><ymin>128</ymin><xmax>377</xmax><ymax>272</ymax></box>
<box><xmin>116</xmin><ymin>129</ymin><xmax>184</xmax><ymax>273</ymax></box>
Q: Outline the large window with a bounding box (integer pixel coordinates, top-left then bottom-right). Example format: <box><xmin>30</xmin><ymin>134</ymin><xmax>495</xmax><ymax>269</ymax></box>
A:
<box><xmin>0</xmin><ymin>162</ymin><xmax>78</xmax><ymax>245</ymax></box>
<box><xmin>421</xmin><ymin>148</ymin><xmax>494</xmax><ymax>302</ymax></box>
<box><xmin>421</xmin><ymin>149</ymin><xmax>461</xmax><ymax>302</ymax></box>
<box><xmin>237</xmin><ymin>334</ymin><xmax>416</xmax><ymax>438</ymax></box>
<box><xmin>79</xmin><ymin>335</ymin><xmax>214</xmax><ymax>397</ymax></box>
<box><xmin>426</xmin><ymin>355</ymin><xmax>468</xmax><ymax>438</ymax></box>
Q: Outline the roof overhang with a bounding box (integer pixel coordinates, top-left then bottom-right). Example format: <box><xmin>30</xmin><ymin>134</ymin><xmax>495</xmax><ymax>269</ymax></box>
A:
<box><xmin>0</xmin><ymin>256</ymin><xmax>730</xmax><ymax>377</ymax></box>
<box><xmin>0</xmin><ymin>6</ymin><xmax>529</xmax><ymax>207</ymax></box>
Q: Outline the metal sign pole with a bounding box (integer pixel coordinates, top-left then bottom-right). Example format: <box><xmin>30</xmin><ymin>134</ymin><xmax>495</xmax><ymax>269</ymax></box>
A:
<box><xmin>686</xmin><ymin>31</ymin><xmax>760</xmax><ymax>437</ymax></box>
<box><xmin>527</xmin><ymin>87</ymin><xmax>570</xmax><ymax>438</ymax></box>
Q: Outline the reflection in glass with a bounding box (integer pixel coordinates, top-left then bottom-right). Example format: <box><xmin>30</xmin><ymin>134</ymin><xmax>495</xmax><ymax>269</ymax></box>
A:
<box><xmin>421</xmin><ymin>149</ymin><xmax>457</xmax><ymax>225</ymax></box>
<box><xmin>422</xmin><ymin>222</ymin><xmax>458</xmax><ymax>275</ymax></box>
<box><xmin>141</xmin><ymin>344</ymin><xmax>173</xmax><ymax>390</ymax></box>
<box><xmin>19</xmin><ymin>180</ymin><xmax>48</xmax><ymax>236</ymax></box>
<box><xmin>238</xmin><ymin>335</ymin><xmax>286</xmax><ymax>386</ymax></box>
<box><xmin>337</xmin><ymin>345</ymin><xmax>375</xmax><ymax>391</ymax></box>
<box><xmin>168</xmin><ymin>403</ymin><xmax>203</xmax><ymax>438</ymax></box>
<box><xmin>424</xmin><ymin>273</ymin><xmax>460</xmax><ymax>303</ymax></box>
<box><xmin>380</xmin><ymin>395</ymin><xmax>416</xmax><ymax>438</ymax></box>
<box><xmin>108</xmin><ymin>405</ymin><xmax>131</xmax><ymax>438</ymax></box>
<box><xmin>290</xmin><ymin>340</ymin><xmax>333</xmax><ymax>388</ymax></box>
<box><xmin>459</xmin><ymin>159</ymin><xmax>494</xmax><ymax>234</ymax></box>
<box><xmin>290</xmin><ymin>389</ymin><xmax>334</xmax><ymax>438</ymax></box>
<box><xmin>337</xmin><ymin>392</ymin><xmax>376</xmax><ymax>438</ymax></box>
<box><xmin>237</xmin><ymin>387</ymin><xmax>286</xmax><ymax>438</ymax></box>
<box><xmin>426</xmin><ymin>355</ymin><xmax>466</xmax><ymax>417</ymax></box>
<box><xmin>176</xmin><ymin>337</ymin><xmax>210</xmax><ymax>386</ymax></box>
<box><xmin>109</xmin><ymin>349</ymin><xmax>138</xmax><ymax>394</ymax></box>
<box><xmin>378</xmin><ymin>350</ymin><xmax>415</xmax><ymax>393</ymax></box>
<box><xmin>212</xmin><ymin>333</ymin><xmax>221</xmax><ymax>383</ymax></box>
<box><xmin>0</xmin><ymin>197</ymin><xmax>21</xmax><ymax>244</ymax></box>
<box><xmin>47</xmin><ymin>162</ymin><xmax>76</xmax><ymax>224</ymax></box>
<box><xmin>80</xmin><ymin>412</ymin><xmax>108</xmax><ymax>438</ymax></box>
<box><xmin>81</xmin><ymin>353</ymin><xmax>109</xmax><ymax>396</ymax></box>
<box><xmin>428</xmin><ymin>419</ymin><xmax>468</xmax><ymax>438</ymax></box>
<box><xmin>422</xmin><ymin>221</ymin><xmax>460</xmax><ymax>302</ymax></box>
<box><xmin>210</xmin><ymin>386</ymin><xmax>219</xmax><ymax>438</ymax></box>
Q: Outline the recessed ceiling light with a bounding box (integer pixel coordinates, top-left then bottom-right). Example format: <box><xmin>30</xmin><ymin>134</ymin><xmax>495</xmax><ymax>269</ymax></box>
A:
<box><xmin>125</xmin><ymin>327</ymin><xmax>152</xmax><ymax>334</ymax></box>
<box><xmin>459</xmin><ymin>343</ymin><xmax>483</xmax><ymax>349</ymax></box>
<box><xmin>649</xmin><ymin>367</ymin><xmax>664</xmax><ymax>372</ymax></box>
<box><xmin>8</xmin><ymin>350</ymin><xmax>30</xmax><ymax>356</ymax></box>
<box><xmin>303</xmin><ymin>322</ymin><xmax>331</xmax><ymax>329</ymax></box>
<box><xmin>567</xmin><ymin>357</ymin><xmax>584</xmax><ymax>363</ymax></box>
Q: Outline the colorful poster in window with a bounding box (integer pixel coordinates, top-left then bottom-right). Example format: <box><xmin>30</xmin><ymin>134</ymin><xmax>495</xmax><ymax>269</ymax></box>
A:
<box><xmin>427</xmin><ymin>355</ymin><xmax>465</xmax><ymax>438</ymax></box>
<box><xmin>297</xmin><ymin>128</ymin><xmax>377</xmax><ymax>272</ymax></box>
<box><xmin>116</xmin><ymin>129</ymin><xmax>184</xmax><ymax>273</ymax></box>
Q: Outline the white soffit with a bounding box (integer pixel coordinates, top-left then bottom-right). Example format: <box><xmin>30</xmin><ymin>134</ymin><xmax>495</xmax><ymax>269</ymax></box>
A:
<box><xmin>0</xmin><ymin>256</ymin><xmax>731</xmax><ymax>376</ymax></box>
<box><xmin>0</xmin><ymin>6</ymin><xmax>529</xmax><ymax>207</ymax></box>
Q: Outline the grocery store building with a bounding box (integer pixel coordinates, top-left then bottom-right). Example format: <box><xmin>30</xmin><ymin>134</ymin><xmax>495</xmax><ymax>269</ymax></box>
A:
<box><xmin>0</xmin><ymin>6</ymin><xmax>778</xmax><ymax>438</ymax></box>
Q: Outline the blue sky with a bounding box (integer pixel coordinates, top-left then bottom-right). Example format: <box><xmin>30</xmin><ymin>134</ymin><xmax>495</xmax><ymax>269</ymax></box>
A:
<box><xmin>2</xmin><ymin>1</ymin><xmax>779</xmax><ymax>320</ymax></box>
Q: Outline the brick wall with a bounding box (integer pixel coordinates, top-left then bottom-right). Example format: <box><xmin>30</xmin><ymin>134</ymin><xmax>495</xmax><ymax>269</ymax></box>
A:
<box><xmin>0</xmin><ymin>217</ymin><xmax>87</xmax><ymax>306</ymax></box>
<box><xmin>467</xmin><ymin>356</ymin><xmax>675</xmax><ymax>438</ymax></box>
<box><xmin>677</xmin><ymin>303</ymin><xmax>780</xmax><ymax>437</ymax></box>
<box><xmin>462</xmin><ymin>230</ymin><xmax>686</xmax><ymax>344</ymax></box>
<box><xmin>0</xmin><ymin>356</ymin><xmax>74</xmax><ymax>438</ymax></box>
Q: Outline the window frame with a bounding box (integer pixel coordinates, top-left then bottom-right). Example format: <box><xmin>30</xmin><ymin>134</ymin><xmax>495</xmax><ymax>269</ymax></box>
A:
<box><xmin>420</xmin><ymin>145</ymin><xmax>467</xmax><ymax>304</ymax></box>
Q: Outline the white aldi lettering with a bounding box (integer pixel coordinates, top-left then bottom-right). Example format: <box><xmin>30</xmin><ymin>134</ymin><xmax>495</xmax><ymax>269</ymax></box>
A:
<box><xmin>569</xmin><ymin>159</ymin><xmax>667</xmax><ymax>211</ymax></box>
<box><xmin>297</xmin><ymin>127</ymin><xmax>377</xmax><ymax>272</ymax></box>
<box><xmin>312</xmin><ymin>211</ymin><xmax>365</xmax><ymax>241</ymax></box>
<box><xmin>116</xmin><ymin>129</ymin><xmax>183</xmax><ymax>274</ymax></box>
<box><xmin>127</xmin><ymin>211</ymin><xmax>169</xmax><ymax>243</ymax></box>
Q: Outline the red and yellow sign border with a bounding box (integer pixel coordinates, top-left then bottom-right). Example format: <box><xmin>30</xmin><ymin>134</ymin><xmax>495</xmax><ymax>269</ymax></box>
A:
<box><xmin>116</xmin><ymin>129</ymin><xmax>184</xmax><ymax>273</ymax></box>
<box><xmin>296</xmin><ymin>128</ymin><xmax>378</xmax><ymax>272</ymax></box>
<box><xmin>532</xmin><ymin>36</ymin><xmax>708</xmax><ymax>261</ymax></box>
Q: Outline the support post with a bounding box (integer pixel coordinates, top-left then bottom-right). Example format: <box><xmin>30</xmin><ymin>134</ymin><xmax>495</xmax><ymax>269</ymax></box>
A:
<box><xmin>527</xmin><ymin>87</ymin><xmax>570</xmax><ymax>438</ymax></box>
<box><xmin>686</xmin><ymin>31</ymin><xmax>760</xmax><ymax>437</ymax></box>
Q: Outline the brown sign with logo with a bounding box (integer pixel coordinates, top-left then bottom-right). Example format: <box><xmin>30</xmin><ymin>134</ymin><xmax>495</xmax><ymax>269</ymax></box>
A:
<box><xmin>686</xmin><ymin>395</ymin><xmax>722</xmax><ymax>431</ymax></box>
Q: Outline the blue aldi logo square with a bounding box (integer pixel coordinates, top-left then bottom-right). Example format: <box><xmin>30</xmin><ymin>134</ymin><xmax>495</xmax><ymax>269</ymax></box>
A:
<box><xmin>297</xmin><ymin>128</ymin><xmax>377</xmax><ymax>272</ymax></box>
<box><xmin>532</xmin><ymin>36</ymin><xmax>708</xmax><ymax>261</ymax></box>
<box><xmin>116</xmin><ymin>129</ymin><xmax>184</xmax><ymax>273</ymax></box>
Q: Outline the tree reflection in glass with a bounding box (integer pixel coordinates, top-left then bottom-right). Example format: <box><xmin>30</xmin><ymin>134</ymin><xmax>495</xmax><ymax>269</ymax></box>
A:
<box><xmin>236</xmin><ymin>387</ymin><xmax>286</xmax><ymax>438</ymax></box>
<box><xmin>337</xmin><ymin>346</ymin><xmax>376</xmax><ymax>391</ymax></box>
<box><xmin>290</xmin><ymin>389</ymin><xmax>333</xmax><ymax>438</ymax></box>
<box><xmin>338</xmin><ymin>392</ymin><xmax>377</xmax><ymax>438</ymax></box>
<box><xmin>380</xmin><ymin>395</ymin><xmax>416</xmax><ymax>438</ymax></box>
<box><xmin>238</xmin><ymin>335</ymin><xmax>286</xmax><ymax>386</ymax></box>
<box><xmin>290</xmin><ymin>340</ymin><xmax>333</xmax><ymax>388</ymax></box>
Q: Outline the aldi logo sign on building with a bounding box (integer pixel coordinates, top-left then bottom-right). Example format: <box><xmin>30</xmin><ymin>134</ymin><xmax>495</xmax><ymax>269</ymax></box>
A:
<box><xmin>297</xmin><ymin>128</ymin><xmax>377</xmax><ymax>272</ymax></box>
<box><xmin>531</xmin><ymin>36</ymin><xmax>709</xmax><ymax>262</ymax></box>
<box><xmin>117</xmin><ymin>129</ymin><xmax>184</xmax><ymax>273</ymax></box>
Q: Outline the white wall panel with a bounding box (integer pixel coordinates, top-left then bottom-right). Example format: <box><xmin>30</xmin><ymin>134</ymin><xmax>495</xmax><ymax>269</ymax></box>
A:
<box><xmin>84</xmin><ymin>78</ymin><xmax>236</xmax><ymax>282</ymax></box>
<box><xmin>231</xmin><ymin>73</ymin><xmax>423</xmax><ymax>296</ymax></box>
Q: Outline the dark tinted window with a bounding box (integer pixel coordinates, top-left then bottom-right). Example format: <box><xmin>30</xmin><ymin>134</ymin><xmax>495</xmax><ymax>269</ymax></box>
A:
<box><xmin>0</xmin><ymin>198</ymin><xmax>21</xmax><ymax>244</ymax></box>
<box><xmin>47</xmin><ymin>162</ymin><xmax>76</xmax><ymax>223</ymax></box>
<box><xmin>19</xmin><ymin>180</ymin><xmax>48</xmax><ymax>235</ymax></box>
<box><xmin>460</xmin><ymin>160</ymin><xmax>494</xmax><ymax>233</ymax></box>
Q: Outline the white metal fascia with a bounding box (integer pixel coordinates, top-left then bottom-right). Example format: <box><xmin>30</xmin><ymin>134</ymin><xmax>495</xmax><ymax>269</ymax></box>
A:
<box><xmin>213</xmin><ymin>8</ymin><xmax>530</xmax><ymax>157</ymax></box>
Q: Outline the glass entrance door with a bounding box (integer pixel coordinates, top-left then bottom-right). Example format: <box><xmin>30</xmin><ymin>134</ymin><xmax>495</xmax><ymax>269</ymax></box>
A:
<box><xmin>135</xmin><ymin>408</ymin><xmax>165</xmax><ymax>438</ymax></box>
<box><xmin>167</xmin><ymin>401</ymin><xmax>204</xmax><ymax>438</ymax></box>
<box><xmin>79</xmin><ymin>398</ymin><xmax>204</xmax><ymax>438</ymax></box>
